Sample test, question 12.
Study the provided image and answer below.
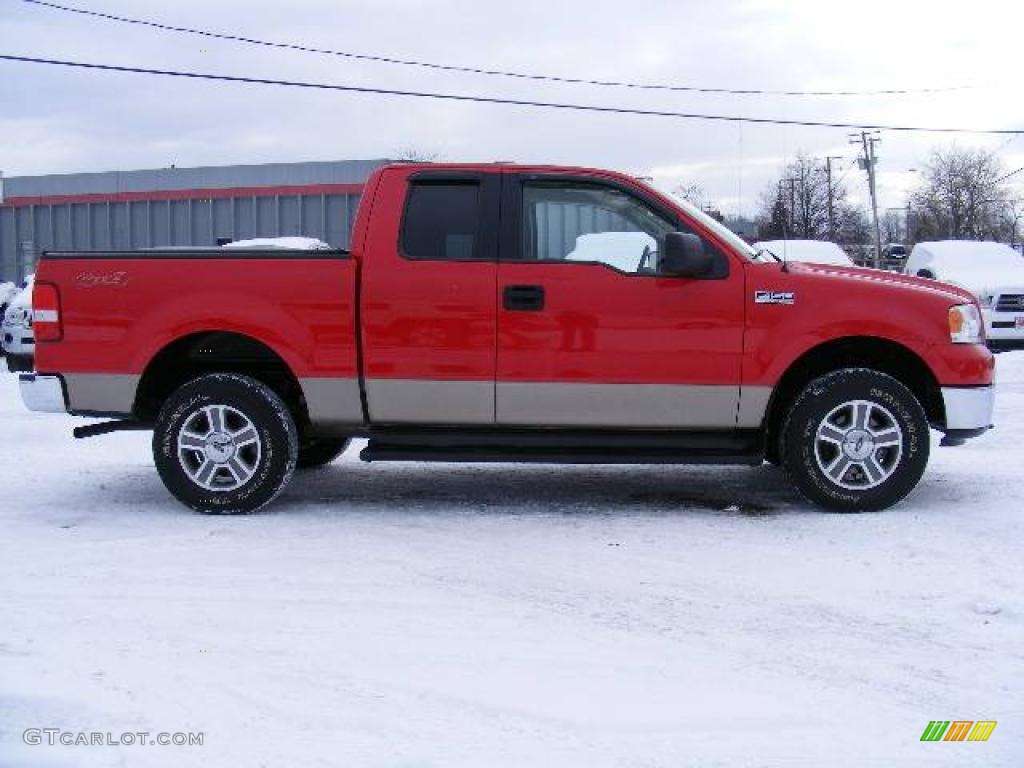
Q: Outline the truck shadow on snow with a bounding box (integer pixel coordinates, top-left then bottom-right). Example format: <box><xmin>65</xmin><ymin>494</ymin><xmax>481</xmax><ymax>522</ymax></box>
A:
<box><xmin>273</xmin><ymin>460</ymin><xmax>803</xmax><ymax>517</ymax></box>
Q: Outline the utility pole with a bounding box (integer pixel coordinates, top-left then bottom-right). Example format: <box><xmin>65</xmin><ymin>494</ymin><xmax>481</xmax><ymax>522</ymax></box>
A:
<box><xmin>824</xmin><ymin>156</ymin><xmax>843</xmax><ymax>241</ymax></box>
<box><xmin>851</xmin><ymin>131</ymin><xmax>882</xmax><ymax>267</ymax></box>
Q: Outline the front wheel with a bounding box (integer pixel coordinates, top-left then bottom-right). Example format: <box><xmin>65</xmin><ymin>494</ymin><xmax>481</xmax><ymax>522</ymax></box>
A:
<box><xmin>781</xmin><ymin>369</ymin><xmax>930</xmax><ymax>512</ymax></box>
<box><xmin>153</xmin><ymin>373</ymin><xmax>298</xmax><ymax>514</ymax></box>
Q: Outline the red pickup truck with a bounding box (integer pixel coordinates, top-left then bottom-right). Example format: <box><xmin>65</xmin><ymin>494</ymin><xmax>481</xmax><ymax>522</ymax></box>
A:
<box><xmin>20</xmin><ymin>163</ymin><xmax>995</xmax><ymax>513</ymax></box>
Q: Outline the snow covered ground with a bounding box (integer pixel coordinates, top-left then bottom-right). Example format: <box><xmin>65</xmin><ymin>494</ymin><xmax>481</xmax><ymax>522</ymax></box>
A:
<box><xmin>1</xmin><ymin>356</ymin><xmax>1022</xmax><ymax>767</ymax></box>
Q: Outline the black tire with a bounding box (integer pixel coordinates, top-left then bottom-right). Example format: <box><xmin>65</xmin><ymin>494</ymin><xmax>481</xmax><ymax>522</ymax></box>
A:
<box><xmin>297</xmin><ymin>437</ymin><xmax>351</xmax><ymax>469</ymax></box>
<box><xmin>781</xmin><ymin>368</ymin><xmax>930</xmax><ymax>512</ymax></box>
<box><xmin>153</xmin><ymin>373</ymin><xmax>298</xmax><ymax>514</ymax></box>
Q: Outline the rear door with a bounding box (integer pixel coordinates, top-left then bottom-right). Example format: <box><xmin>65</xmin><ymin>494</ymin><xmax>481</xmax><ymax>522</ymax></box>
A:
<box><xmin>360</xmin><ymin>169</ymin><xmax>500</xmax><ymax>424</ymax></box>
<box><xmin>495</xmin><ymin>173</ymin><xmax>745</xmax><ymax>428</ymax></box>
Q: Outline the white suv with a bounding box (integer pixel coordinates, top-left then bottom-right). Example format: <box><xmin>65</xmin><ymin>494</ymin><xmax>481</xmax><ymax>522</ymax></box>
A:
<box><xmin>2</xmin><ymin>275</ymin><xmax>35</xmax><ymax>372</ymax></box>
<box><xmin>905</xmin><ymin>241</ymin><xmax>1024</xmax><ymax>351</ymax></box>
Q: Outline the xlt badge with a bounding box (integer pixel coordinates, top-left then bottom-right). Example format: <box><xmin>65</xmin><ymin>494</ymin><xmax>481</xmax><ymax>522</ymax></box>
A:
<box><xmin>754</xmin><ymin>290</ymin><xmax>795</xmax><ymax>305</ymax></box>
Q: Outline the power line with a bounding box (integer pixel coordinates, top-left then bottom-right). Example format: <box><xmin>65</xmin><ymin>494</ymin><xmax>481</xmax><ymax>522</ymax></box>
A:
<box><xmin>833</xmin><ymin>156</ymin><xmax>860</xmax><ymax>187</ymax></box>
<box><xmin>994</xmin><ymin>132</ymin><xmax>1022</xmax><ymax>153</ymax></box>
<box><xmin>996</xmin><ymin>166</ymin><xmax>1024</xmax><ymax>183</ymax></box>
<box><xmin>3</xmin><ymin>54</ymin><xmax>1020</xmax><ymax>135</ymax></box>
<box><xmin>20</xmin><ymin>0</ymin><xmax>974</xmax><ymax>99</ymax></box>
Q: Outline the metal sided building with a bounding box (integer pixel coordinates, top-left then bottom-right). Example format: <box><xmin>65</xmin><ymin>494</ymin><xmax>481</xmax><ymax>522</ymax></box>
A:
<box><xmin>0</xmin><ymin>159</ymin><xmax>388</xmax><ymax>283</ymax></box>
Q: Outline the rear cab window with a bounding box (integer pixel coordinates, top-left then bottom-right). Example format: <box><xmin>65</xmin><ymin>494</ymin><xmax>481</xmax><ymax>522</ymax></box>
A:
<box><xmin>401</xmin><ymin>182</ymin><xmax>481</xmax><ymax>261</ymax></box>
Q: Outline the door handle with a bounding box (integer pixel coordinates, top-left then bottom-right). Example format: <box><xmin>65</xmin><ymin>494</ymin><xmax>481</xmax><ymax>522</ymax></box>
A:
<box><xmin>503</xmin><ymin>285</ymin><xmax>545</xmax><ymax>311</ymax></box>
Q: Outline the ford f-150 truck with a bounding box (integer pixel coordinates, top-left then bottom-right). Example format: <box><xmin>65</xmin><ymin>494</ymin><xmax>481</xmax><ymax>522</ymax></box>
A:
<box><xmin>19</xmin><ymin>163</ymin><xmax>995</xmax><ymax>513</ymax></box>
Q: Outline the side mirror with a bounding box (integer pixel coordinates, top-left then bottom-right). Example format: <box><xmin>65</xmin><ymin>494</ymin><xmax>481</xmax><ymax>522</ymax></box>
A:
<box><xmin>661</xmin><ymin>232</ymin><xmax>714</xmax><ymax>277</ymax></box>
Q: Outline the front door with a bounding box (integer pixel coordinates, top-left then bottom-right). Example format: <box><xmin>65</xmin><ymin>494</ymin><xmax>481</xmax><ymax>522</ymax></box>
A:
<box><xmin>496</xmin><ymin>175</ymin><xmax>745</xmax><ymax>429</ymax></box>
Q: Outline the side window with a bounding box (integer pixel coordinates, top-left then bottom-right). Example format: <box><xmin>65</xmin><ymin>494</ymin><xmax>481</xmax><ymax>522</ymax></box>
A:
<box><xmin>401</xmin><ymin>182</ymin><xmax>480</xmax><ymax>261</ymax></box>
<box><xmin>522</xmin><ymin>182</ymin><xmax>677</xmax><ymax>274</ymax></box>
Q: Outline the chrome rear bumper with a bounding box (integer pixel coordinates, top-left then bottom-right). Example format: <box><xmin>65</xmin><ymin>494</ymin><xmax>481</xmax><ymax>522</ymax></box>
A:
<box><xmin>19</xmin><ymin>374</ymin><xmax>67</xmax><ymax>413</ymax></box>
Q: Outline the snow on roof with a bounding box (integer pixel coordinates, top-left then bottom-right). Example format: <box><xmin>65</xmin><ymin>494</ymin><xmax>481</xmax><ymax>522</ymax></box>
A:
<box><xmin>222</xmin><ymin>237</ymin><xmax>333</xmax><ymax>250</ymax></box>
<box><xmin>910</xmin><ymin>240</ymin><xmax>1021</xmax><ymax>264</ymax></box>
<box><xmin>753</xmin><ymin>240</ymin><xmax>853</xmax><ymax>266</ymax></box>
<box><xmin>906</xmin><ymin>240</ymin><xmax>1024</xmax><ymax>293</ymax></box>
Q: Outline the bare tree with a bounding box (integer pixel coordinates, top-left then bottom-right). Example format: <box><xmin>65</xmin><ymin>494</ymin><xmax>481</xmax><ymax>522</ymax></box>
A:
<box><xmin>881</xmin><ymin>209</ymin><xmax>904</xmax><ymax>244</ymax></box>
<box><xmin>911</xmin><ymin>146</ymin><xmax>1009</xmax><ymax>240</ymax></box>
<box><xmin>835</xmin><ymin>204</ymin><xmax>871</xmax><ymax>247</ymax></box>
<box><xmin>755</xmin><ymin>151</ymin><xmax>868</xmax><ymax>246</ymax></box>
<box><xmin>393</xmin><ymin>148</ymin><xmax>440</xmax><ymax>162</ymax></box>
<box><xmin>673</xmin><ymin>183</ymin><xmax>709</xmax><ymax>210</ymax></box>
<box><xmin>670</xmin><ymin>182</ymin><xmax>731</xmax><ymax>222</ymax></box>
<box><xmin>1002</xmin><ymin>198</ymin><xmax>1024</xmax><ymax>247</ymax></box>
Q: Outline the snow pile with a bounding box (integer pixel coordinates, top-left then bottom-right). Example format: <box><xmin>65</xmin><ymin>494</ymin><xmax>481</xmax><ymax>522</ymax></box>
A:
<box><xmin>0</xmin><ymin>282</ymin><xmax>18</xmax><ymax>307</ymax></box>
<box><xmin>754</xmin><ymin>240</ymin><xmax>853</xmax><ymax>266</ymax></box>
<box><xmin>222</xmin><ymin>237</ymin><xmax>333</xmax><ymax>251</ymax></box>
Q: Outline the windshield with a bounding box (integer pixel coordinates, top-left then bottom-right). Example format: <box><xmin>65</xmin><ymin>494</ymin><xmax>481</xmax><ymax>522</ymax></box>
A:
<box><xmin>660</xmin><ymin>191</ymin><xmax>760</xmax><ymax>261</ymax></box>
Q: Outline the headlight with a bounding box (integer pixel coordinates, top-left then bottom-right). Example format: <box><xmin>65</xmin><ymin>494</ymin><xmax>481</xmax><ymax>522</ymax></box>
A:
<box><xmin>948</xmin><ymin>303</ymin><xmax>984</xmax><ymax>344</ymax></box>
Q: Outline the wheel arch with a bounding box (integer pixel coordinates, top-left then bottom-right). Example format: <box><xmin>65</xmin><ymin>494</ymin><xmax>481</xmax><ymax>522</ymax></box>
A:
<box><xmin>762</xmin><ymin>335</ymin><xmax>944</xmax><ymax>463</ymax></box>
<box><xmin>132</xmin><ymin>330</ymin><xmax>310</xmax><ymax>429</ymax></box>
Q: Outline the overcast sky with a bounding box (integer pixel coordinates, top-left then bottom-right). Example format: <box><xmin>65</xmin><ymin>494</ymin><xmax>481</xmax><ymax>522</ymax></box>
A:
<box><xmin>2</xmin><ymin>0</ymin><xmax>1023</xmax><ymax>217</ymax></box>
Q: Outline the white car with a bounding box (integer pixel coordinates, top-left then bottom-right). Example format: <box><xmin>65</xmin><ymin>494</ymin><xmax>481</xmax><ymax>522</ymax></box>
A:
<box><xmin>3</xmin><ymin>275</ymin><xmax>34</xmax><ymax>372</ymax></box>
<box><xmin>905</xmin><ymin>241</ymin><xmax>1024</xmax><ymax>351</ymax></box>
<box><xmin>753</xmin><ymin>240</ymin><xmax>855</xmax><ymax>267</ymax></box>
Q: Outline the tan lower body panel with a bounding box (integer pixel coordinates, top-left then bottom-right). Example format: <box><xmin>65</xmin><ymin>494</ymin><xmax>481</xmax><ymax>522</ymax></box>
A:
<box><xmin>364</xmin><ymin>379</ymin><xmax>774</xmax><ymax>429</ymax></box>
<box><xmin>364</xmin><ymin>379</ymin><xmax>494</xmax><ymax>424</ymax></box>
<box><xmin>497</xmin><ymin>382</ymin><xmax>743</xmax><ymax>428</ymax></box>
<box><xmin>736</xmin><ymin>386</ymin><xmax>773</xmax><ymax>428</ymax></box>
<box><xmin>62</xmin><ymin>373</ymin><xmax>365</xmax><ymax>425</ymax></box>
<box><xmin>59</xmin><ymin>373</ymin><xmax>773</xmax><ymax>430</ymax></box>
<box><xmin>299</xmin><ymin>377</ymin><xmax>364</xmax><ymax>427</ymax></box>
<box><xmin>63</xmin><ymin>373</ymin><xmax>141</xmax><ymax>414</ymax></box>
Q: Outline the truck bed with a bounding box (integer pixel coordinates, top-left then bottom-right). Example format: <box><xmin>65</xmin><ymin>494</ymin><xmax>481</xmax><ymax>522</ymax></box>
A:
<box><xmin>34</xmin><ymin>249</ymin><xmax>361</xmax><ymax>423</ymax></box>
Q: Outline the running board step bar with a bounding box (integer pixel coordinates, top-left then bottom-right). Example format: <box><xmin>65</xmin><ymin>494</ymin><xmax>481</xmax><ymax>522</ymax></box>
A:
<box><xmin>73</xmin><ymin>420</ymin><xmax>152</xmax><ymax>439</ymax></box>
<box><xmin>360</xmin><ymin>442</ymin><xmax>762</xmax><ymax>465</ymax></box>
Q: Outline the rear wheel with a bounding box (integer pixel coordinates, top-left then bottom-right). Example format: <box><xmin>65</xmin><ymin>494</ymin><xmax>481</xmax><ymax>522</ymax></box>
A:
<box><xmin>297</xmin><ymin>437</ymin><xmax>351</xmax><ymax>469</ymax></box>
<box><xmin>153</xmin><ymin>373</ymin><xmax>298</xmax><ymax>514</ymax></box>
<box><xmin>781</xmin><ymin>368</ymin><xmax>929</xmax><ymax>512</ymax></box>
